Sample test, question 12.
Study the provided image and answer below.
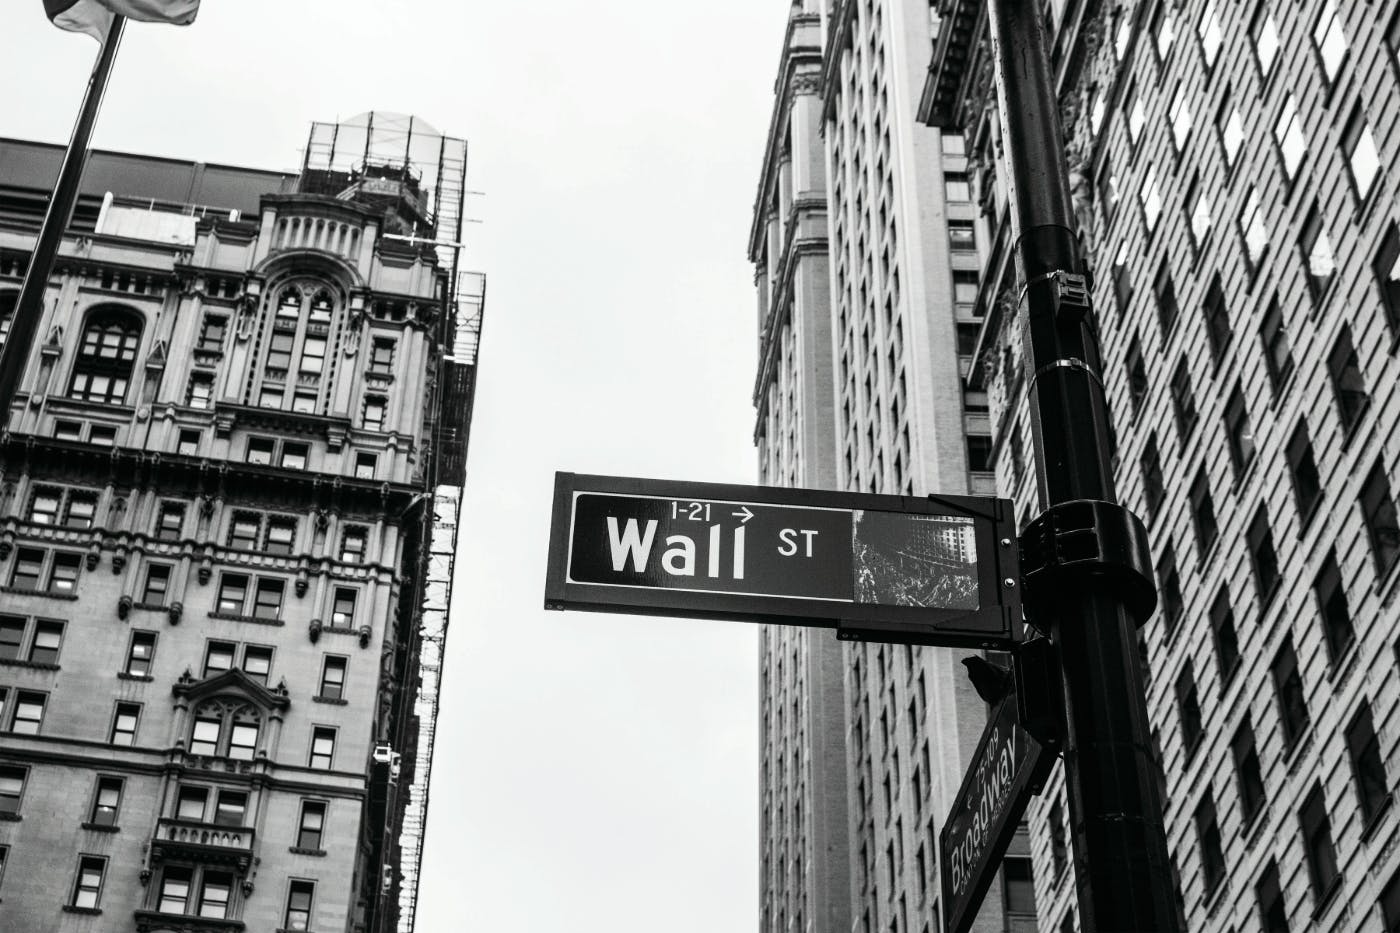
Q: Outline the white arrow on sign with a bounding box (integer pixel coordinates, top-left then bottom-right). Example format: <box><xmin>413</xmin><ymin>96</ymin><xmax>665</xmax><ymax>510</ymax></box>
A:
<box><xmin>733</xmin><ymin>506</ymin><xmax>754</xmax><ymax>524</ymax></box>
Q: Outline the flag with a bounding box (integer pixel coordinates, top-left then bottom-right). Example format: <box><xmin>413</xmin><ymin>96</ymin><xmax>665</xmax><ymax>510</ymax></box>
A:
<box><xmin>45</xmin><ymin>0</ymin><xmax>199</xmax><ymax>41</ymax></box>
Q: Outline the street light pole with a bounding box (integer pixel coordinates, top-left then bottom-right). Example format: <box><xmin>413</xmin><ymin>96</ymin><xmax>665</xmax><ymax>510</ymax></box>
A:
<box><xmin>983</xmin><ymin>0</ymin><xmax>1180</xmax><ymax>929</ymax></box>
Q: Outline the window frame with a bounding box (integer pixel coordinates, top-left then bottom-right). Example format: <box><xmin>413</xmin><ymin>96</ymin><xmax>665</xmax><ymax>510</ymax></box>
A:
<box><xmin>70</xmin><ymin>854</ymin><xmax>108</xmax><ymax>910</ymax></box>
<box><xmin>125</xmin><ymin>630</ymin><xmax>157</xmax><ymax>677</ymax></box>
<box><xmin>88</xmin><ymin>775</ymin><xmax>124</xmax><ymax>827</ymax></box>
<box><xmin>309</xmin><ymin>726</ymin><xmax>337</xmax><ymax>770</ymax></box>
<box><xmin>109</xmin><ymin>701</ymin><xmax>141</xmax><ymax>746</ymax></box>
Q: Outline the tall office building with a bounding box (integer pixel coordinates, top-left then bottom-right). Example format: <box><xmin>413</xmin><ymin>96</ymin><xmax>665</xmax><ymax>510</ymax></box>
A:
<box><xmin>923</xmin><ymin>0</ymin><xmax>1400</xmax><ymax>928</ymax></box>
<box><xmin>0</xmin><ymin>112</ymin><xmax>483</xmax><ymax>933</ymax></box>
<box><xmin>752</xmin><ymin>3</ymin><xmax>1036</xmax><ymax>932</ymax></box>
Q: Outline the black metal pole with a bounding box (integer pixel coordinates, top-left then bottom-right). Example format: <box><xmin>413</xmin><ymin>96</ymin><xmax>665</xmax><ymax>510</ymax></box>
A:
<box><xmin>0</xmin><ymin>15</ymin><xmax>126</xmax><ymax>429</ymax></box>
<box><xmin>983</xmin><ymin>1</ymin><xmax>1179</xmax><ymax>930</ymax></box>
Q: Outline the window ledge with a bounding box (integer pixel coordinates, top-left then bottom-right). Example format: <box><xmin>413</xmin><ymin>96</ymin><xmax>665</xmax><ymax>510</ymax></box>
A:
<box><xmin>117</xmin><ymin>671</ymin><xmax>154</xmax><ymax>682</ymax></box>
<box><xmin>1340</xmin><ymin>407</ymin><xmax>1371</xmax><ymax>451</ymax></box>
<box><xmin>1327</xmin><ymin>641</ymin><xmax>1360</xmax><ymax>686</ymax></box>
<box><xmin>312</xmin><ymin>696</ymin><xmax>348</xmax><ymax>705</ymax></box>
<box><xmin>1361</xmin><ymin>795</ymin><xmax>1394</xmax><ymax>844</ymax></box>
<box><xmin>1296</xmin><ymin>498</ymin><xmax>1323</xmax><ymax>536</ymax></box>
<box><xmin>0</xmin><ymin>585</ymin><xmax>78</xmax><ymax>601</ymax></box>
<box><xmin>62</xmin><ymin>906</ymin><xmax>102</xmax><ymax>915</ymax></box>
<box><xmin>80</xmin><ymin>822</ymin><xmax>120</xmax><ymax>833</ymax></box>
<box><xmin>208</xmin><ymin>612</ymin><xmax>285</xmax><ymax>627</ymax></box>
<box><xmin>1242</xmin><ymin>801</ymin><xmax>1269</xmax><ymax>846</ymax></box>
<box><xmin>289</xmin><ymin>846</ymin><xmax>327</xmax><ymax>857</ymax></box>
<box><xmin>1284</xmin><ymin>726</ymin><xmax>1315</xmax><ymax>775</ymax></box>
<box><xmin>0</xmin><ymin>812</ymin><xmax>21</xmax><ymax>822</ymax></box>
<box><xmin>0</xmin><ymin>658</ymin><xmax>59</xmax><ymax>672</ymax></box>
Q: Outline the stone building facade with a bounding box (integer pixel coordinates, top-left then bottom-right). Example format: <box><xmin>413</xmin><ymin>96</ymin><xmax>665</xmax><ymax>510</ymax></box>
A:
<box><xmin>0</xmin><ymin>115</ymin><xmax>480</xmax><ymax>933</ymax></box>
<box><xmin>923</xmin><ymin>0</ymin><xmax>1400</xmax><ymax>928</ymax></box>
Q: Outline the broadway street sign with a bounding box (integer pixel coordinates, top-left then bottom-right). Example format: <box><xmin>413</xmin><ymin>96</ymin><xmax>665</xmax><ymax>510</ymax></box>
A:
<box><xmin>544</xmin><ymin>472</ymin><xmax>1022</xmax><ymax>648</ymax></box>
<box><xmin>940</xmin><ymin>693</ymin><xmax>1055</xmax><ymax>933</ymax></box>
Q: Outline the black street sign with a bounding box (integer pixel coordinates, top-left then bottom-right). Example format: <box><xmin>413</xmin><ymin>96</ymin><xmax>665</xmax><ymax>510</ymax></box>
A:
<box><xmin>939</xmin><ymin>694</ymin><xmax>1055</xmax><ymax>933</ymax></box>
<box><xmin>545</xmin><ymin>472</ymin><xmax>1022</xmax><ymax>648</ymax></box>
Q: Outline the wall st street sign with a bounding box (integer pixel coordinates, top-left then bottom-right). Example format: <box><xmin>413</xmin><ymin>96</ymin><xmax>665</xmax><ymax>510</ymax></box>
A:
<box><xmin>544</xmin><ymin>473</ymin><xmax>1022</xmax><ymax>648</ymax></box>
<box><xmin>940</xmin><ymin>693</ymin><xmax>1055</xmax><ymax>933</ymax></box>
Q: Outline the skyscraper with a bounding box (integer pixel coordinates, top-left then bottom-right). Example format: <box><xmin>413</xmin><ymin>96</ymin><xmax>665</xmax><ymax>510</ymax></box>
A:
<box><xmin>752</xmin><ymin>3</ymin><xmax>1035</xmax><ymax>931</ymax></box>
<box><xmin>923</xmin><ymin>0</ymin><xmax>1400</xmax><ymax>928</ymax></box>
<box><xmin>0</xmin><ymin>113</ymin><xmax>482</xmax><ymax>933</ymax></box>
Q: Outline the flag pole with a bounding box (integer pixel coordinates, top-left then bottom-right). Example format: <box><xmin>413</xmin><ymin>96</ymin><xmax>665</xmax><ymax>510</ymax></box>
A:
<box><xmin>0</xmin><ymin>13</ymin><xmax>126</xmax><ymax>430</ymax></box>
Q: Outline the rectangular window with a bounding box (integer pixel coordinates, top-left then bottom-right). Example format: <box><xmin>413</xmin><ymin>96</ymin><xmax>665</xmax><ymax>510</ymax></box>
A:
<box><xmin>1314</xmin><ymin>1</ymin><xmax>1348</xmax><ymax>83</ymax></box>
<box><xmin>1232</xmin><ymin>716</ymin><xmax>1266</xmax><ymax>824</ymax></box>
<box><xmin>1217</xmin><ymin>92</ymin><xmax>1244</xmax><ymax>168</ymax></box>
<box><xmin>285</xmin><ymin>879</ymin><xmax>315</xmax><ymax>931</ymax></box>
<box><xmin>27</xmin><ymin>487</ymin><xmax>60</xmax><ymax>524</ymax></box>
<box><xmin>126</xmin><ymin>631</ymin><xmax>157</xmax><ymax>676</ymax></box>
<box><xmin>142</xmin><ymin>564</ymin><xmax>171</xmax><ymax>606</ymax></box>
<box><xmin>280</xmin><ymin>442</ymin><xmax>308</xmax><ymax>470</ymax></box>
<box><xmin>203</xmin><ymin>641</ymin><xmax>235</xmax><ymax>678</ymax></box>
<box><xmin>110</xmin><ymin>702</ymin><xmax>140</xmax><ymax>746</ymax></box>
<box><xmin>199</xmin><ymin>871</ymin><xmax>233</xmax><ymax>919</ymax></box>
<box><xmin>1315</xmin><ymin>550</ymin><xmax>1355</xmax><ymax>663</ymax></box>
<box><xmin>1140</xmin><ymin>435</ymin><xmax>1165</xmax><ymax>521</ymax></box>
<box><xmin>245</xmin><ymin>437</ymin><xmax>274</xmax><ymax>466</ymax></box>
<box><xmin>264</xmin><ymin>518</ymin><xmax>296</xmax><ymax>555</ymax></box>
<box><xmin>944</xmin><ymin>173</ymin><xmax>970</xmax><ymax>202</ymax></box>
<box><xmin>1273</xmin><ymin>636</ymin><xmax>1310</xmax><ymax>749</ymax></box>
<box><xmin>156</xmin><ymin>501</ymin><xmax>185</xmax><ymax>541</ymax></box>
<box><xmin>1139</xmin><ymin>169</ymin><xmax>1162</xmax><ymax>232</ymax></box>
<box><xmin>176</xmin><ymin>429</ymin><xmax>200</xmax><ymax>456</ymax></box>
<box><xmin>1298</xmin><ymin>203</ymin><xmax>1336</xmax><ymax>304</ymax></box>
<box><xmin>1286</xmin><ymin>421</ymin><xmax>1322</xmax><ymax>521</ymax></box>
<box><xmin>1153</xmin><ymin>260</ymin><xmax>1177</xmax><ymax>335</ymax></box>
<box><xmin>1377</xmin><ymin>223</ymin><xmax>1400</xmax><ymax>335</ymax></box>
<box><xmin>10</xmin><ymin>547</ymin><xmax>42</xmax><ymax>590</ymax></box>
<box><xmin>368</xmin><ymin>338</ymin><xmax>396</xmax><ymax>374</ymax></box>
<box><xmin>1342</xmin><ymin>104</ymin><xmax>1380</xmax><ymax>202</ymax></box>
<box><xmin>176</xmin><ymin>785</ymin><xmax>208</xmax><ymax>821</ymax></box>
<box><xmin>309</xmin><ymin>726</ymin><xmax>336</xmax><ymax>769</ymax></box>
<box><xmin>0</xmin><ymin>616</ymin><xmax>20</xmax><ymax>660</ymax></box>
<box><xmin>1175</xmin><ymin>662</ymin><xmax>1203</xmax><ymax>752</ymax></box>
<box><xmin>1259</xmin><ymin>297</ymin><xmax>1294</xmax><ymax>394</ymax></box>
<box><xmin>362</xmin><ymin>396</ymin><xmax>387</xmax><ymax>432</ymax></box>
<box><xmin>1247</xmin><ymin>507</ymin><xmax>1280</xmax><ymax>605</ymax></box>
<box><xmin>292</xmin><ymin>391</ymin><xmax>317</xmax><ymax>414</ymax></box>
<box><xmin>1003</xmin><ymin>857</ymin><xmax>1034</xmax><ymax>913</ymax></box>
<box><xmin>1202</xmin><ymin>276</ymin><xmax>1231</xmax><ymax>367</ymax></box>
<box><xmin>252</xmin><ymin>578</ymin><xmax>285</xmax><ymax>620</ymax></box>
<box><xmin>331</xmin><ymin>588</ymin><xmax>357</xmax><ymax>627</ymax></box>
<box><xmin>1274</xmin><ymin>95</ymin><xmax>1306</xmax><ymax>181</ymax></box>
<box><xmin>1209</xmin><ymin>588</ymin><xmax>1240</xmax><ymax>684</ymax></box>
<box><xmin>214</xmin><ymin>789</ymin><xmax>247</xmax><ymax>827</ymax></box>
<box><xmin>258</xmin><ymin>386</ymin><xmax>284</xmax><ymax>409</ymax></box>
<box><xmin>1190</xmin><ymin>469</ymin><xmax>1218</xmax><ymax>555</ymax></box>
<box><xmin>319</xmin><ymin>656</ymin><xmax>347</xmax><ymax>700</ymax></box>
<box><xmin>71</xmin><ymin>855</ymin><xmax>106</xmax><ymax>909</ymax></box>
<box><xmin>1187</xmin><ymin>176</ymin><xmax>1212</xmax><ymax>252</ymax></box>
<box><xmin>53</xmin><ymin>419</ymin><xmax>83</xmax><ymax>441</ymax></box>
<box><xmin>1111</xmin><ymin>242</ymin><xmax>1132</xmax><ymax>309</ymax></box>
<box><xmin>228</xmin><ymin>722</ymin><xmax>258</xmax><ymax>761</ymax></box>
<box><xmin>241</xmin><ymin>645</ymin><xmax>273</xmax><ymax>685</ymax></box>
<box><xmin>1328</xmin><ymin>324</ymin><xmax>1369</xmax><ymax>436</ymax></box>
<box><xmin>64</xmin><ymin>492</ymin><xmax>96</xmax><ymax>529</ymax></box>
<box><xmin>1384</xmin><ymin>865</ymin><xmax>1400</xmax><ymax>931</ymax></box>
<box><xmin>1361</xmin><ymin>461</ymin><xmax>1400</xmax><ymax>577</ymax></box>
<box><xmin>1299</xmin><ymin>782</ymin><xmax>1340</xmax><ymax>901</ymax></box>
<box><xmin>297</xmin><ymin>800</ymin><xmax>326</xmax><ymax>849</ymax></box>
<box><xmin>1347</xmin><ymin>702</ymin><xmax>1389</xmax><ymax>827</ymax></box>
<box><xmin>48</xmin><ymin>552</ymin><xmax>81</xmax><ymax>594</ymax></box>
<box><xmin>952</xmin><ymin>270</ymin><xmax>979</xmax><ymax>305</ymax></box>
<box><xmin>1152</xmin><ymin>2</ymin><xmax>1175</xmax><ymax>60</ymax></box>
<box><xmin>1169</xmin><ymin>358</ymin><xmax>1198</xmax><ymax>442</ymax></box>
<box><xmin>1239</xmin><ymin>187</ymin><xmax>1268</xmax><ymax>272</ymax></box>
<box><xmin>189</xmin><ymin>717</ymin><xmax>220</xmax><ymax>755</ymax></box>
<box><xmin>1224</xmin><ymin>383</ymin><xmax>1255</xmax><ymax>477</ymax></box>
<box><xmin>1167</xmin><ymin>81</ymin><xmax>1191</xmax><ymax>151</ymax></box>
<box><xmin>299</xmin><ymin>336</ymin><xmax>327</xmax><ymax>374</ymax></box>
<box><xmin>88</xmin><ymin>425</ymin><xmax>115</xmax><ymax>447</ymax></box>
<box><xmin>1158</xmin><ymin>544</ymin><xmax>1183</xmax><ymax>636</ymax></box>
<box><xmin>1252</xmin><ymin>9</ymin><xmax>1279</xmax><ymax>76</ymax></box>
<box><xmin>89</xmin><ymin>776</ymin><xmax>123</xmax><ymax>827</ymax></box>
<box><xmin>159</xmin><ymin>866</ymin><xmax>193</xmax><ymax>913</ymax></box>
<box><xmin>197</xmin><ymin>314</ymin><xmax>227</xmax><ymax>352</ymax></box>
<box><xmin>1098</xmin><ymin>157</ymin><xmax>1119</xmax><ymax>223</ymax></box>
<box><xmin>1194</xmin><ymin>793</ymin><xmax>1225</xmax><ymax>896</ymax></box>
<box><xmin>187</xmin><ymin>373</ymin><xmax>214</xmax><ymax>409</ymax></box>
<box><xmin>354</xmin><ymin>452</ymin><xmax>377</xmax><ymax>479</ymax></box>
<box><xmin>1197</xmin><ymin>0</ymin><xmax>1221</xmax><ymax>66</ymax></box>
<box><xmin>339</xmin><ymin>527</ymin><xmax>367</xmax><ymax>563</ymax></box>
<box><xmin>216</xmin><ymin>575</ymin><xmax>248</xmax><ymax>614</ymax></box>
<box><xmin>947</xmin><ymin>220</ymin><xmax>975</xmax><ymax>250</ymax></box>
<box><xmin>266</xmin><ymin>331</ymin><xmax>295</xmax><ymax>369</ymax></box>
<box><xmin>1049</xmin><ymin>800</ymin><xmax>1067</xmax><ymax>876</ymax></box>
<box><xmin>1125</xmin><ymin>82</ymin><xmax>1146</xmax><ymax>145</ymax></box>
<box><xmin>228</xmin><ymin>513</ymin><xmax>260</xmax><ymax>550</ymax></box>
<box><xmin>1125</xmin><ymin>336</ymin><xmax>1147</xmax><ymax>416</ymax></box>
<box><xmin>28</xmin><ymin>620</ymin><xmax>63</xmax><ymax>665</ymax></box>
<box><xmin>0</xmin><ymin>764</ymin><xmax>28</xmax><ymax>814</ymax></box>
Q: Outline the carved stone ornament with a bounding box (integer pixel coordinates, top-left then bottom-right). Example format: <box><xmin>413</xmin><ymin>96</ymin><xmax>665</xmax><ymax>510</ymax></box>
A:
<box><xmin>309</xmin><ymin>618</ymin><xmax>322</xmax><ymax>643</ymax></box>
<box><xmin>358</xmin><ymin>624</ymin><xmax>372</xmax><ymax>649</ymax></box>
<box><xmin>168</xmin><ymin>601</ymin><xmax>183</xmax><ymax>625</ymax></box>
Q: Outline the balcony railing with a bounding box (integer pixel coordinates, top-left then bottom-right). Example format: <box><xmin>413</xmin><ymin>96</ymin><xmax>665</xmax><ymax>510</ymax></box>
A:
<box><xmin>151</xmin><ymin>817</ymin><xmax>256</xmax><ymax>868</ymax></box>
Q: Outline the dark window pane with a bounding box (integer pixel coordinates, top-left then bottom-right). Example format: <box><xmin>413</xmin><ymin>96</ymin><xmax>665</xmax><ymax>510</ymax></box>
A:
<box><xmin>1272</xmin><ymin>637</ymin><xmax>1310</xmax><ymax>748</ymax></box>
<box><xmin>1287</xmin><ymin>421</ymin><xmax>1322</xmax><ymax>519</ymax></box>
<box><xmin>1175</xmin><ymin>662</ymin><xmax>1203</xmax><ymax>752</ymax></box>
<box><xmin>1299</xmin><ymin>783</ymin><xmax>1339</xmax><ymax>900</ymax></box>
<box><xmin>1361</xmin><ymin>461</ymin><xmax>1400</xmax><ymax>576</ymax></box>
<box><xmin>1315</xmin><ymin>550</ymin><xmax>1355</xmax><ymax>662</ymax></box>
<box><xmin>1328</xmin><ymin>324</ymin><xmax>1369</xmax><ymax>435</ymax></box>
<box><xmin>1232</xmin><ymin>717</ymin><xmax>1266</xmax><ymax>824</ymax></box>
<box><xmin>1190</xmin><ymin>470</ymin><xmax>1218</xmax><ymax>554</ymax></box>
<box><xmin>1210</xmin><ymin>588</ymin><xmax>1240</xmax><ymax>683</ymax></box>
<box><xmin>1347</xmin><ymin>703</ymin><xmax>1389</xmax><ymax>826</ymax></box>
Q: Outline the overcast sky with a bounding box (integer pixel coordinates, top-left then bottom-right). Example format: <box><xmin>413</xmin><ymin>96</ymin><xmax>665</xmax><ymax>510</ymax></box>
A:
<box><xmin>1</xmin><ymin>2</ymin><xmax>790</xmax><ymax>929</ymax></box>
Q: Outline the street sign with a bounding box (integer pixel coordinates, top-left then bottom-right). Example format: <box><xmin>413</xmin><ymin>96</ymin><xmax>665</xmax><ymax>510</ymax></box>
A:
<box><xmin>545</xmin><ymin>472</ymin><xmax>1022</xmax><ymax>648</ymax></box>
<box><xmin>939</xmin><ymin>693</ymin><xmax>1055</xmax><ymax>933</ymax></box>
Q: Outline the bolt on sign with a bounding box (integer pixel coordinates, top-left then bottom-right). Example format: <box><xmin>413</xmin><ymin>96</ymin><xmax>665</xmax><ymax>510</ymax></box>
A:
<box><xmin>939</xmin><ymin>694</ymin><xmax>1054</xmax><ymax>933</ymax></box>
<box><xmin>544</xmin><ymin>473</ymin><xmax>1022</xmax><ymax>648</ymax></box>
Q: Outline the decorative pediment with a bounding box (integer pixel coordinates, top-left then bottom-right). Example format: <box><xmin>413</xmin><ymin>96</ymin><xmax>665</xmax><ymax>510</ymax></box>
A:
<box><xmin>171</xmin><ymin>667</ymin><xmax>290</xmax><ymax>712</ymax></box>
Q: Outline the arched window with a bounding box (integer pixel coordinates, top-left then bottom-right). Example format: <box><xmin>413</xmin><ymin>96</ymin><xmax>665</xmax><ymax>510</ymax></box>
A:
<box><xmin>69</xmin><ymin>308</ymin><xmax>141</xmax><ymax>404</ymax></box>
<box><xmin>188</xmin><ymin>698</ymin><xmax>261</xmax><ymax>761</ymax></box>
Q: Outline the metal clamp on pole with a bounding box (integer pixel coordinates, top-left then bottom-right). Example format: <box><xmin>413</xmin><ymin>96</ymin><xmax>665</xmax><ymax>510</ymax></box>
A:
<box><xmin>1018</xmin><ymin>499</ymin><xmax>1156</xmax><ymax>631</ymax></box>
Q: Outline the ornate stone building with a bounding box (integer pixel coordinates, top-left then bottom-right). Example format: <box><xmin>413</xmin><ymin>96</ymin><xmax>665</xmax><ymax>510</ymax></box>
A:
<box><xmin>0</xmin><ymin>113</ymin><xmax>482</xmax><ymax>933</ymax></box>
<box><xmin>924</xmin><ymin>0</ymin><xmax>1400</xmax><ymax>928</ymax></box>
